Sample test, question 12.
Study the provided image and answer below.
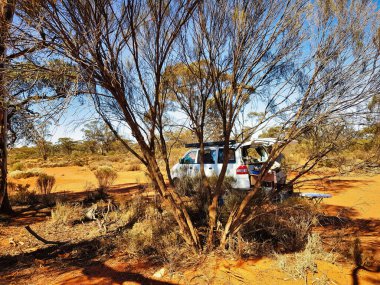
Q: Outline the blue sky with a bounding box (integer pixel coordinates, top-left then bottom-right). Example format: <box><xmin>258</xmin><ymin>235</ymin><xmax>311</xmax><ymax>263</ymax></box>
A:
<box><xmin>34</xmin><ymin>0</ymin><xmax>380</xmax><ymax>145</ymax></box>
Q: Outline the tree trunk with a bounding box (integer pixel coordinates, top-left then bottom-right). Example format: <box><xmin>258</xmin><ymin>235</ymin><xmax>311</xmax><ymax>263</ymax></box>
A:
<box><xmin>0</xmin><ymin>108</ymin><xmax>11</xmax><ymax>213</ymax></box>
<box><xmin>143</xmin><ymin>151</ymin><xmax>201</xmax><ymax>251</ymax></box>
<box><xmin>0</xmin><ymin>0</ymin><xmax>15</xmax><ymax>214</ymax></box>
<box><xmin>159</xmin><ymin>130</ymin><xmax>173</xmax><ymax>186</ymax></box>
<box><xmin>206</xmin><ymin>135</ymin><xmax>231</xmax><ymax>249</ymax></box>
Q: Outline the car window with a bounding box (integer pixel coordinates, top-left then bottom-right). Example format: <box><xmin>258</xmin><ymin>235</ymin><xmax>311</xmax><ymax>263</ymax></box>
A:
<box><xmin>182</xmin><ymin>150</ymin><xmax>197</xmax><ymax>164</ymax></box>
<box><xmin>218</xmin><ymin>148</ymin><xmax>236</xmax><ymax>164</ymax></box>
<box><xmin>243</xmin><ymin>146</ymin><xmax>267</xmax><ymax>162</ymax></box>
<box><xmin>197</xmin><ymin>149</ymin><xmax>216</xmax><ymax>164</ymax></box>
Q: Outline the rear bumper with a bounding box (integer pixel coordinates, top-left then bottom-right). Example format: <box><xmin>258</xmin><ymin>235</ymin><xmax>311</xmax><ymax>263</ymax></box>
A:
<box><xmin>234</xmin><ymin>174</ymin><xmax>251</xmax><ymax>190</ymax></box>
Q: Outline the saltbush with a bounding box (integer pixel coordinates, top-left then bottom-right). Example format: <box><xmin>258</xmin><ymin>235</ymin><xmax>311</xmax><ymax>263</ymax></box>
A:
<box><xmin>11</xmin><ymin>162</ymin><xmax>25</xmax><ymax>171</ymax></box>
<box><xmin>36</xmin><ymin>173</ymin><xmax>56</xmax><ymax>194</ymax></box>
<box><xmin>9</xmin><ymin>168</ymin><xmax>43</xmax><ymax>179</ymax></box>
<box><xmin>93</xmin><ymin>166</ymin><xmax>118</xmax><ymax>189</ymax></box>
<box><xmin>126</xmin><ymin>164</ymin><xmax>141</xmax><ymax>171</ymax></box>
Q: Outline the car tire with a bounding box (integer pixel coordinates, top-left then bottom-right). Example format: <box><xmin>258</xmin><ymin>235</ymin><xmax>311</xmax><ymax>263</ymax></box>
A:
<box><xmin>172</xmin><ymin>177</ymin><xmax>179</xmax><ymax>187</ymax></box>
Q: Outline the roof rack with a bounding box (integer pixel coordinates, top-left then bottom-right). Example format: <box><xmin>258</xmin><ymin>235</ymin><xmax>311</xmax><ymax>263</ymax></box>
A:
<box><xmin>185</xmin><ymin>140</ymin><xmax>236</xmax><ymax>148</ymax></box>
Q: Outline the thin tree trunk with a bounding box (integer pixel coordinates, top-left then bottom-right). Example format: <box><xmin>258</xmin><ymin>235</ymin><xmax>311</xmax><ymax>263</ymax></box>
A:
<box><xmin>0</xmin><ymin>108</ymin><xmax>11</xmax><ymax>213</ymax></box>
<box><xmin>206</xmin><ymin>134</ymin><xmax>231</xmax><ymax>248</ymax></box>
<box><xmin>158</xmin><ymin>127</ymin><xmax>173</xmax><ymax>186</ymax></box>
<box><xmin>0</xmin><ymin>0</ymin><xmax>15</xmax><ymax>214</ymax></box>
<box><xmin>143</xmin><ymin>151</ymin><xmax>201</xmax><ymax>251</ymax></box>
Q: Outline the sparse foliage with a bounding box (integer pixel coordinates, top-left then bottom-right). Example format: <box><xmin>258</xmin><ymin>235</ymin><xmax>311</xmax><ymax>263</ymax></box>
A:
<box><xmin>35</xmin><ymin>173</ymin><xmax>55</xmax><ymax>195</ymax></box>
<box><xmin>93</xmin><ymin>166</ymin><xmax>118</xmax><ymax>189</ymax></box>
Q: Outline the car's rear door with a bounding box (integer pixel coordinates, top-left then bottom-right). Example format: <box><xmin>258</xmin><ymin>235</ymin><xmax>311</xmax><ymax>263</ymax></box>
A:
<box><xmin>216</xmin><ymin>147</ymin><xmax>237</xmax><ymax>177</ymax></box>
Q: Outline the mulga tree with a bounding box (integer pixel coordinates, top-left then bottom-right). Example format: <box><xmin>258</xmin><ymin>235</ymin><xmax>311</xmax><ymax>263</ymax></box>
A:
<box><xmin>163</xmin><ymin>60</ymin><xmax>214</xmax><ymax>199</ymax></box>
<box><xmin>82</xmin><ymin>121</ymin><xmax>115</xmax><ymax>155</ymax></box>
<box><xmin>182</xmin><ymin>0</ymin><xmax>380</xmax><ymax>249</ymax></box>
<box><xmin>21</xmin><ymin>0</ymin><xmax>202</xmax><ymax>250</ymax></box>
<box><xmin>0</xmin><ymin>0</ymin><xmax>80</xmax><ymax>212</ymax></box>
<box><xmin>192</xmin><ymin>0</ymin><xmax>310</xmax><ymax>247</ymax></box>
<box><xmin>217</xmin><ymin>0</ymin><xmax>380</xmax><ymax>247</ymax></box>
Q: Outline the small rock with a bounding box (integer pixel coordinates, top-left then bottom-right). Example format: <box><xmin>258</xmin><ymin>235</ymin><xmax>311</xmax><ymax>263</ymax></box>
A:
<box><xmin>9</xmin><ymin>238</ymin><xmax>16</xmax><ymax>246</ymax></box>
<box><xmin>153</xmin><ymin>268</ymin><xmax>166</xmax><ymax>278</ymax></box>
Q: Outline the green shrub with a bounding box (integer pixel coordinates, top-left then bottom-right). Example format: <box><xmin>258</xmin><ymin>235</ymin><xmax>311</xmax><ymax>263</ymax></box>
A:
<box><xmin>72</xmin><ymin>158</ymin><xmax>87</xmax><ymax>166</ymax></box>
<box><xmin>40</xmin><ymin>161</ymin><xmax>70</xmax><ymax>168</ymax></box>
<box><xmin>11</xmin><ymin>162</ymin><xmax>25</xmax><ymax>171</ymax></box>
<box><xmin>9</xmin><ymin>168</ymin><xmax>43</xmax><ymax>179</ymax></box>
<box><xmin>107</xmin><ymin>156</ymin><xmax>125</xmax><ymax>163</ymax></box>
<box><xmin>93</xmin><ymin>166</ymin><xmax>118</xmax><ymax>189</ymax></box>
<box><xmin>36</xmin><ymin>173</ymin><xmax>56</xmax><ymax>194</ymax></box>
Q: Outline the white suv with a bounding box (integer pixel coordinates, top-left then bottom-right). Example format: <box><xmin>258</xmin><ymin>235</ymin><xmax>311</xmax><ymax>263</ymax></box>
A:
<box><xmin>171</xmin><ymin>138</ymin><xmax>286</xmax><ymax>191</ymax></box>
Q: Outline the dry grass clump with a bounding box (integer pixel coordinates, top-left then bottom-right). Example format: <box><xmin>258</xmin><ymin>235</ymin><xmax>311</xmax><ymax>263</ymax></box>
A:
<box><xmin>174</xmin><ymin>175</ymin><xmax>202</xmax><ymax>196</ymax></box>
<box><xmin>93</xmin><ymin>166</ymin><xmax>118</xmax><ymax>189</ymax></box>
<box><xmin>276</xmin><ymin>233</ymin><xmax>336</xmax><ymax>282</ymax></box>
<box><xmin>9</xmin><ymin>168</ymin><xmax>43</xmax><ymax>179</ymax></box>
<box><xmin>224</xmin><ymin>197</ymin><xmax>318</xmax><ymax>257</ymax></box>
<box><xmin>106</xmin><ymin>155</ymin><xmax>125</xmax><ymax>163</ymax></box>
<box><xmin>39</xmin><ymin>160</ymin><xmax>70</xmax><ymax>168</ymax></box>
<box><xmin>51</xmin><ymin>202</ymin><xmax>83</xmax><ymax>226</ymax></box>
<box><xmin>11</xmin><ymin>162</ymin><xmax>25</xmax><ymax>171</ymax></box>
<box><xmin>36</xmin><ymin>173</ymin><xmax>56</xmax><ymax>194</ymax></box>
<box><xmin>122</xmin><ymin>202</ymin><xmax>186</xmax><ymax>265</ymax></box>
<box><xmin>174</xmin><ymin>174</ymin><xmax>235</xmax><ymax>199</ymax></box>
<box><xmin>125</xmin><ymin>164</ymin><xmax>141</xmax><ymax>171</ymax></box>
<box><xmin>106</xmin><ymin>201</ymin><xmax>140</xmax><ymax>225</ymax></box>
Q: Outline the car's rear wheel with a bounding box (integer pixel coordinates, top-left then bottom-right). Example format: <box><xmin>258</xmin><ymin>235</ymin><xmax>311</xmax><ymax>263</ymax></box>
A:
<box><xmin>172</xmin><ymin>177</ymin><xmax>179</xmax><ymax>187</ymax></box>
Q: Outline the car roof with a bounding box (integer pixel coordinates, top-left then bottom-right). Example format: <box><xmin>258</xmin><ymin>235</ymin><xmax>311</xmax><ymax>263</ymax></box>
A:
<box><xmin>185</xmin><ymin>137</ymin><xmax>279</xmax><ymax>151</ymax></box>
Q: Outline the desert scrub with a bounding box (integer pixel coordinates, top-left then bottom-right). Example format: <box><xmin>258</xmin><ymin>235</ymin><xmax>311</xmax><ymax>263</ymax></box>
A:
<box><xmin>174</xmin><ymin>175</ymin><xmax>202</xmax><ymax>196</ymax></box>
<box><xmin>9</xmin><ymin>168</ymin><xmax>43</xmax><ymax>179</ymax></box>
<box><xmin>123</xmin><ymin>203</ymin><xmax>183</xmax><ymax>258</ymax></box>
<box><xmin>8</xmin><ymin>183</ymin><xmax>38</xmax><ymax>205</ymax></box>
<box><xmin>225</xmin><ymin>197</ymin><xmax>318</xmax><ymax>257</ymax></box>
<box><xmin>36</xmin><ymin>173</ymin><xmax>56</xmax><ymax>194</ymax></box>
<box><xmin>51</xmin><ymin>202</ymin><xmax>83</xmax><ymax>226</ymax></box>
<box><xmin>93</xmin><ymin>166</ymin><xmax>118</xmax><ymax>189</ymax></box>
<box><xmin>40</xmin><ymin>161</ymin><xmax>70</xmax><ymax>168</ymax></box>
<box><xmin>11</xmin><ymin>162</ymin><xmax>25</xmax><ymax>171</ymax></box>
<box><xmin>125</xmin><ymin>164</ymin><xmax>141</xmax><ymax>171</ymax></box>
<box><xmin>276</xmin><ymin>233</ymin><xmax>336</xmax><ymax>281</ymax></box>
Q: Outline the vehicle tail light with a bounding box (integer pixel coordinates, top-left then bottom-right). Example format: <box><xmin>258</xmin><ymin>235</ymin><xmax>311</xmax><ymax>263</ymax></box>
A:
<box><xmin>236</xmin><ymin>165</ymin><xmax>249</xmax><ymax>175</ymax></box>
